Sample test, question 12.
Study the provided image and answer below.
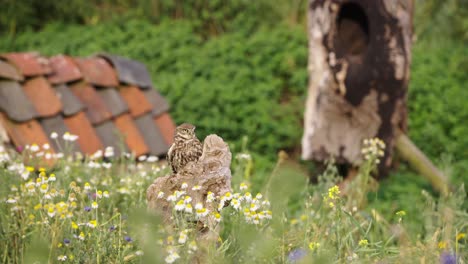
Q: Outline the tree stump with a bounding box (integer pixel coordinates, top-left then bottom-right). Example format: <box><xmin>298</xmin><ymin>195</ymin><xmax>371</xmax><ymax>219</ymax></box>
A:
<box><xmin>302</xmin><ymin>0</ymin><xmax>413</xmax><ymax>174</ymax></box>
<box><xmin>146</xmin><ymin>134</ymin><xmax>232</xmax><ymax>240</ymax></box>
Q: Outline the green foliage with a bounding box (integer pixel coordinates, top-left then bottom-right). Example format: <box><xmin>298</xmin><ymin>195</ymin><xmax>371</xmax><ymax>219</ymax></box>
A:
<box><xmin>0</xmin><ymin>0</ymin><xmax>303</xmax><ymax>38</ymax></box>
<box><xmin>415</xmin><ymin>0</ymin><xmax>468</xmax><ymax>42</ymax></box>
<box><xmin>408</xmin><ymin>40</ymin><xmax>468</xmax><ymax>183</ymax></box>
<box><xmin>0</xmin><ymin>20</ymin><xmax>308</xmax><ymax>159</ymax></box>
<box><xmin>0</xmin><ymin>0</ymin><xmax>92</xmax><ymax>35</ymax></box>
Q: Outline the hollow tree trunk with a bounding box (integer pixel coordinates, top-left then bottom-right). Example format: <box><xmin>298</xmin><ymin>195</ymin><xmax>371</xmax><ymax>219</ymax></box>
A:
<box><xmin>302</xmin><ymin>0</ymin><xmax>413</xmax><ymax>174</ymax></box>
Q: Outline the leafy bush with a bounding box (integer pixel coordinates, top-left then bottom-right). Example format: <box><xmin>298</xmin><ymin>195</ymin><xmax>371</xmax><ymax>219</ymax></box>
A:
<box><xmin>0</xmin><ymin>0</ymin><xmax>303</xmax><ymax>38</ymax></box>
<box><xmin>408</xmin><ymin>40</ymin><xmax>468</xmax><ymax>183</ymax></box>
<box><xmin>0</xmin><ymin>20</ymin><xmax>308</xmax><ymax>159</ymax></box>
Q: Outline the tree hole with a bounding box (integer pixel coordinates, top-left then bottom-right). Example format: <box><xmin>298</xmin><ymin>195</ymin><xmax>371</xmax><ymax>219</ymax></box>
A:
<box><xmin>335</xmin><ymin>2</ymin><xmax>370</xmax><ymax>58</ymax></box>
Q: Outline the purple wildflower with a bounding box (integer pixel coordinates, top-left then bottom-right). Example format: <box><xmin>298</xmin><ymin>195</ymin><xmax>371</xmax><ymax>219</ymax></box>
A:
<box><xmin>84</xmin><ymin>206</ymin><xmax>91</xmax><ymax>212</ymax></box>
<box><xmin>17</xmin><ymin>146</ymin><xmax>24</xmax><ymax>153</ymax></box>
<box><xmin>124</xmin><ymin>236</ymin><xmax>133</xmax><ymax>242</ymax></box>
<box><xmin>109</xmin><ymin>225</ymin><xmax>116</xmax><ymax>232</ymax></box>
<box><xmin>63</xmin><ymin>238</ymin><xmax>70</xmax><ymax>245</ymax></box>
<box><xmin>288</xmin><ymin>248</ymin><xmax>307</xmax><ymax>263</ymax></box>
<box><xmin>440</xmin><ymin>251</ymin><xmax>457</xmax><ymax>264</ymax></box>
<box><xmin>87</xmin><ymin>192</ymin><xmax>97</xmax><ymax>200</ymax></box>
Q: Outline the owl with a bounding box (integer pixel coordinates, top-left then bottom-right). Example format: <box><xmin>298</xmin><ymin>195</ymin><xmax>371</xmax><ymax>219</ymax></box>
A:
<box><xmin>167</xmin><ymin>123</ymin><xmax>203</xmax><ymax>173</ymax></box>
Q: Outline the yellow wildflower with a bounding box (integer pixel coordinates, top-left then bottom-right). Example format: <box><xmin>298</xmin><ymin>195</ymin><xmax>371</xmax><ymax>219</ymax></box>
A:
<box><xmin>395</xmin><ymin>210</ymin><xmax>406</xmax><ymax>217</ymax></box>
<box><xmin>309</xmin><ymin>242</ymin><xmax>320</xmax><ymax>251</ymax></box>
<box><xmin>457</xmin><ymin>233</ymin><xmax>466</xmax><ymax>241</ymax></box>
<box><xmin>40</xmin><ymin>183</ymin><xmax>48</xmax><ymax>193</ymax></box>
<box><xmin>438</xmin><ymin>241</ymin><xmax>447</xmax><ymax>249</ymax></box>
<box><xmin>358</xmin><ymin>239</ymin><xmax>369</xmax><ymax>247</ymax></box>
<box><xmin>88</xmin><ymin>220</ymin><xmax>97</xmax><ymax>228</ymax></box>
<box><xmin>328</xmin><ymin>185</ymin><xmax>340</xmax><ymax>199</ymax></box>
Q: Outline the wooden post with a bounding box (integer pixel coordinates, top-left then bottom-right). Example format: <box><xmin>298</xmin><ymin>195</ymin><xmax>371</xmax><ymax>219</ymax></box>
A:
<box><xmin>302</xmin><ymin>0</ymin><xmax>413</xmax><ymax>174</ymax></box>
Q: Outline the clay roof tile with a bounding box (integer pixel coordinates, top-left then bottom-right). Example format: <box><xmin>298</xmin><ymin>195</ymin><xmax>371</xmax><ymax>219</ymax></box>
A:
<box><xmin>48</xmin><ymin>55</ymin><xmax>82</xmax><ymax>84</ymax></box>
<box><xmin>0</xmin><ymin>113</ymin><xmax>52</xmax><ymax>150</ymax></box>
<box><xmin>54</xmin><ymin>84</ymin><xmax>85</xmax><ymax>116</ymax></box>
<box><xmin>69</xmin><ymin>82</ymin><xmax>113</xmax><ymax>124</ymax></box>
<box><xmin>74</xmin><ymin>57</ymin><xmax>119</xmax><ymax>87</ymax></box>
<box><xmin>134</xmin><ymin>113</ymin><xmax>169</xmax><ymax>156</ymax></box>
<box><xmin>63</xmin><ymin>111</ymin><xmax>104</xmax><ymax>155</ymax></box>
<box><xmin>96</xmin><ymin>88</ymin><xmax>129</xmax><ymax>117</ymax></box>
<box><xmin>1</xmin><ymin>52</ymin><xmax>51</xmax><ymax>77</ymax></box>
<box><xmin>154</xmin><ymin>113</ymin><xmax>176</xmax><ymax>145</ymax></box>
<box><xmin>118</xmin><ymin>85</ymin><xmax>153</xmax><ymax>117</ymax></box>
<box><xmin>113</xmin><ymin>113</ymin><xmax>149</xmax><ymax>157</ymax></box>
<box><xmin>0</xmin><ymin>59</ymin><xmax>24</xmax><ymax>81</ymax></box>
<box><xmin>22</xmin><ymin>77</ymin><xmax>63</xmax><ymax>118</ymax></box>
<box><xmin>40</xmin><ymin>115</ymin><xmax>80</xmax><ymax>153</ymax></box>
<box><xmin>99</xmin><ymin>54</ymin><xmax>153</xmax><ymax>88</ymax></box>
<box><xmin>0</xmin><ymin>80</ymin><xmax>38</xmax><ymax>122</ymax></box>
<box><xmin>143</xmin><ymin>88</ymin><xmax>170</xmax><ymax>117</ymax></box>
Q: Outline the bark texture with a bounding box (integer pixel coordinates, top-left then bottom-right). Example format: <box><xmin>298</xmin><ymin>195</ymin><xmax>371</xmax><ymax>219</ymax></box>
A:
<box><xmin>302</xmin><ymin>0</ymin><xmax>413</xmax><ymax>174</ymax></box>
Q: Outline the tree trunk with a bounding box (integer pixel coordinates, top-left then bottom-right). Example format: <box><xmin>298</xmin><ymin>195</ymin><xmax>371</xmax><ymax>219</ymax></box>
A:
<box><xmin>302</xmin><ymin>0</ymin><xmax>413</xmax><ymax>174</ymax></box>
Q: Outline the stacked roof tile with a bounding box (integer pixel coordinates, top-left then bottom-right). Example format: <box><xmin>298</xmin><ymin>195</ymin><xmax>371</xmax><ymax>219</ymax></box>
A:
<box><xmin>0</xmin><ymin>52</ymin><xmax>175</xmax><ymax>158</ymax></box>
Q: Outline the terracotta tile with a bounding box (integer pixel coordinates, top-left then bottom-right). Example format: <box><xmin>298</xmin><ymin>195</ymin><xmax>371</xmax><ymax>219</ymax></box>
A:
<box><xmin>113</xmin><ymin>113</ymin><xmax>149</xmax><ymax>157</ymax></box>
<box><xmin>134</xmin><ymin>113</ymin><xmax>168</xmax><ymax>156</ymax></box>
<box><xmin>143</xmin><ymin>88</ymin><xmax>170</xmax><ymax>116</ymax></box>
<box><xmin>54</xmin><ymin>84</ymin><xmax>85</xmax><ymax>116</ymax></box>
<box><xmin>48</xmin><ymin>55</ymin><xmax>82</xmax><ymax>84</ymax></box>
<box><xmin>40</xmin><ymin>115</ymin><xmax>80</xmax><ymax>153</ymax></box>
<box><xmin>118</xmin><ymin>85</ymin><xmax>153</xmax><ymax>117</ymax></box>
<box><xmin>0</xmin><ymin>59</ymin><xmax>23</xmax><ymax>81</ymax></box>
<box><xmin>23</xmin><ymin>77</ymin><xmax>62</xmax><ymax>118</ymax></box>
<box><xmin>1</xmin><ymin>52</ymin><xmax>51</xmax><ymax>76</ymax></box>
<box><xmin>94</xmin><ymin>121</ymin><xmax>128</xmax><ymax>157</ymax></box>
<box><xmin>63</xmin><ymin>111</ymin><xmax>104</xmax><ymax>155</ymax></box>
<box><xmin>99</xmin><ymin>54</ymin><xmax>153</xmax><ymax>88</ymax></box>
<box><xmin>0</xmin><ymin>113</ymin><xmax>53</xmax><ymax>150</ymax></box>
<box><xmin>74</xmin><ymin>57</ymin><xmax>119</xmax><ymax>87</ymax></box>
<box><xmin>153</xmin><ymin>113</ymin><xmax>176</xmax><ymax>145</ymax></box>
<box><xmin>0</xmin><ymin>80</ymin><xmax>38</xmax><ymax>122</ymax></box>
<box><xmin>97</xmin><ymin>88</ymin><xmax>128</xmax><ymax>117</ymax></box>
<box><xmin>69</xmin><ymin>82</ymin><xmax>112</xmax><ymax>124</ymax></box>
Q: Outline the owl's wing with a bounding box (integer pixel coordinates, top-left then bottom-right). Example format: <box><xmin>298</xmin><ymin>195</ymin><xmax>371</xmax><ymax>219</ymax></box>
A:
<box><xmin>167</xmin><ymin>144</ymin><xmax>176</xmax><ymax>172</ymax></box>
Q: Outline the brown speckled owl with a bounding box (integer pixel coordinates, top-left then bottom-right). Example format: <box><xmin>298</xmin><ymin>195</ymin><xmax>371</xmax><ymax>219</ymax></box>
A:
<box><xmin>167</xmin><ymin>123</ymin><xmax>203</xmax><ymax>174</ymax></box>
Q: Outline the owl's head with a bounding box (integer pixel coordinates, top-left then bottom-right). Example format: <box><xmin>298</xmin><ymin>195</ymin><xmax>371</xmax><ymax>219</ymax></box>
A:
<box><xmin>175</xmin><ymin>123</ymin><xmax>196</xmax><ymax>139</ymax></box>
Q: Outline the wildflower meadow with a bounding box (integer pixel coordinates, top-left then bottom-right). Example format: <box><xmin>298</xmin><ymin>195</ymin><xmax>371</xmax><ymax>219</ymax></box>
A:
<box><xmin>0</xmin><ymin>133</ymin><xmax>466</xmax><ymax>263</ymax></box>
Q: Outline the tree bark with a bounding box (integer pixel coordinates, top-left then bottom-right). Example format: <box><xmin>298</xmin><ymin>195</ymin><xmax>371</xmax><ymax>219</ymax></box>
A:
<box><xmin>302</xmin><ymin>0</ymin><xmax>413</xmax><ymax>174</ymax></box>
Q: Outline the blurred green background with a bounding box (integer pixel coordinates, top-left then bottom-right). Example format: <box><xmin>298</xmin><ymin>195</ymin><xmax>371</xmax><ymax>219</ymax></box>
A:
<box><xmin>0</xmin><ymin>0</ymin><xmax>466</xmax><ymax>209</ymax></box>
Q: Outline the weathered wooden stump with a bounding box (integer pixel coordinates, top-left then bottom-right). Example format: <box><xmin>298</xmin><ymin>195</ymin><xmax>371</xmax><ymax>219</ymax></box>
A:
<box><xmin>146</xmin><ymin>134</ymin><xmax>232</xmax><ymax>240</ymax></box>
<box><xmin>302</xmin><ymin>0</ymin><xmax>413</xmax><ymax>174</ymax></box>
